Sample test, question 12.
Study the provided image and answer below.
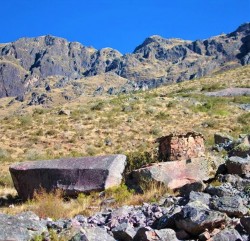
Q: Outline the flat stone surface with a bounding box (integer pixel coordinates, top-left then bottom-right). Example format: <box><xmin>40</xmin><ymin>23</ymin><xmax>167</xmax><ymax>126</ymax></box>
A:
<box><xmin>10</xmin><ymin>154</ymin><xmax>127</xmax><ymax>200</ymax></box>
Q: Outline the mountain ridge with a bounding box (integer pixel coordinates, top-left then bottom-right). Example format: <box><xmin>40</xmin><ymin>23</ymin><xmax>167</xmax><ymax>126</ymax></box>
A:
<box><xmin>0</xmin><ymin>22</ymin><xmax>249</xmax><ymax>98</ymax></box>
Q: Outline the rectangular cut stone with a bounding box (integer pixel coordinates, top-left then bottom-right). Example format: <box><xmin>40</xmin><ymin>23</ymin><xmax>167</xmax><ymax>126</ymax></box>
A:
<box><xmin>156</xmin><ymin>132</ymin><xmax>205</xmax><ymax>161</ymax></box>
<box><xmin>9</xmin><ymin>154</ymin><xmax>127</xmax><ymax>200</ymax></box>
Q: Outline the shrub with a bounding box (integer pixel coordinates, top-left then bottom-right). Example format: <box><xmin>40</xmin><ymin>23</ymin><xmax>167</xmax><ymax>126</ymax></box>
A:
<box><xmin>125</xmin><ymin>151</ymin><xmax>156</xmax><ymax>173</ymax></box>
<box><xmin>104</xmin><ymin>184</ymin><xmax>134</xmax><ymax>205</ymax></box>
<box><xmin>18</xmin><ymin>115</ymin><xmax>32</xmax><ymax>126</ymax></box>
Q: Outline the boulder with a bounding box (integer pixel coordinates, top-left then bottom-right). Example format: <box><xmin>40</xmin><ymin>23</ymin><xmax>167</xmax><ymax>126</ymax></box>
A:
<box><xmin>210</xmin><ymin>195</ymin><xmax>248</xmax><ymax>217</ymax></box>
<box><xmin>130</xmin><ymin>157</ymin><xmax>213</xmax><ymax>190</ymax></box>
<box><xmin>9</xmin><ymin>154</ymin><xmax>127</xmax><ymax>200</ymax></box>
<box><xmin>175</xmin><ymin>201</ymin><xmax>228</xmax><ymax>235</ymax></box>
<box><xmin>156</xmin><ymin>132</ymin><xmax>205</xmax><ymax>161</ymax></box>
<box><xmin>0</xmin><ymin>211</ymin><xmax>47</xmax><ymax>241</ymax></box>
<box><xmin>226</xmin><ymin>156</ymin><xmax>250</xmax><ymax>176</ymax></box>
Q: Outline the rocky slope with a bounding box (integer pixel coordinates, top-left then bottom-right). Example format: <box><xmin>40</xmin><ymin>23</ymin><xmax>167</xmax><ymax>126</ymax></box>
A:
<box><xmin>0</xmin><ymin>23</ymin><xmax>249</xmax><ymax>98</ymax></box>
<box><xmin>1</xmin><ymin>133</ymin><xmax>250</xmax><ymax>240</ymax></box>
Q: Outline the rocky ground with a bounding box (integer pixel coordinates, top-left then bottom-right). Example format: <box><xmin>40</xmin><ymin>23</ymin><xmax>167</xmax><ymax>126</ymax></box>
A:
<box><xmin>1</xmin><ymin>133</ymin><xmax>250</xmax><ymax>241</ymax></box>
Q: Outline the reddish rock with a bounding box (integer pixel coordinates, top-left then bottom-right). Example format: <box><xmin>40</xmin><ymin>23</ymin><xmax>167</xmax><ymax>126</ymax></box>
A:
<box><xmin>130</xmin><ymin>157</ymin><xmax>213</xmax><ymax>190</ymax></box>
<box><xmin>9</xmin><ymin>154</ymin><xmax>127</xmax><ymax>200</ymax></box>
<box><xmin>156</xmin><ymin>132</ymin><xmax>205</xmax><ymax>161</ymax></box>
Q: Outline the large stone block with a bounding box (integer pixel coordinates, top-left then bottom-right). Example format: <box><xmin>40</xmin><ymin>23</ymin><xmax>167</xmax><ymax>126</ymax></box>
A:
<box><xmin>9</xmin><ymin>154</ymin><xmax>126</xmax><ymax>200</ymax></box>
<box><xmin>129</xmin><ymin>157</ymin><xmax>212</xmax><ymax>190</ymax></box>
<box><xmin>156</xmin><ymin>132</ymin><xmax>205</xmax><ymax>161</ymax></box>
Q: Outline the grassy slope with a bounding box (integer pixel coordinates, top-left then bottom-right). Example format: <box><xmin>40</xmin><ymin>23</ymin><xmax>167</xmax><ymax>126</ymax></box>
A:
<box><xmin>0</xmin><ymin>65</ymin><xmax>249</xmax><ymax>188</ymax></box>
<box><xmin>0</xmin><ymin>65</ymin><xmax>249</xmax><ymax>217</ymax></box>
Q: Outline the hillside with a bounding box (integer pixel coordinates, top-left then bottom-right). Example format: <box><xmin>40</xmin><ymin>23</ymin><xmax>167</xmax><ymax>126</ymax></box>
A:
<box><xmin>0</xmin><ymin>64</ymin><xmax>249</xmax><ymax>189</ymax></box>
<box><xmin>0</xmin><ymin>23</ymin><xmax>249</xmax><ymax>98</ymax></box>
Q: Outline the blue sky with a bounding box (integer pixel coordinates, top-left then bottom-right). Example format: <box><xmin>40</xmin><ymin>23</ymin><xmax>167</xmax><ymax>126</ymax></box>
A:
<box><xmin>1</xmin><ymin>0</ymin><xmax>249</xmax><ymax>53</ymax></box>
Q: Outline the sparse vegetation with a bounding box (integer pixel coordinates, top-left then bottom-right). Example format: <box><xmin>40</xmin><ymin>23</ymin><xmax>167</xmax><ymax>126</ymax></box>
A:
<box><xmin>0</xmin><ymin>65</ymin><xmax>250</xmax><ymax>217</ymax></box>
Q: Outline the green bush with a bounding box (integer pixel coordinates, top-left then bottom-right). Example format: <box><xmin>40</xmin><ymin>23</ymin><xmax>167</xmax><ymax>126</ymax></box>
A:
<box><xmin>125</xmin><ymin>151</ymin><xmax>156</xmax><ymax>173</ymax></box>
<box><xmin>104</xmin><ymin>184</ymin><xmax>134</xmax><ymax>204</ymax></box>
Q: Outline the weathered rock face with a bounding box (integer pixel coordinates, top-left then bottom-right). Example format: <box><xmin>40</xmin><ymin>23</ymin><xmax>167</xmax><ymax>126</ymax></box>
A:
<box><xmin>156</xmin><ymin>132</ymin><xmax>205</xmax><ymax>161</ymax></box>
<box><xmin>0</xmin><ymin>23</ymin><xmax>250</xmax><ymax>98</ymax></box>
<box><xmin>9</xmin><ymin>154</ymin><xmax>127</xmax><ymax>200</ymax></box>
<box><xmin>130</xmin><ymin>157</ymin><xmax>211</xmax><ymax>190</ymax></box>
<box><xmin>0</xmin><ymin>61</ymin><xmax>27</xmax><ymax>98</ymax></box>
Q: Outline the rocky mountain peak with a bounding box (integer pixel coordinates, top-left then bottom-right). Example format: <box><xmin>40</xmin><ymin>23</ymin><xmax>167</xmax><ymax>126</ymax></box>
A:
<box><xmin>0</xmin><ymin>23</ymin><xmax>249</xmax><ymax>98</ymax></box>
<box><xmin>234</xmin><ymin>22</ymin><xmax>250</xmax><ymax>34</ymax></box>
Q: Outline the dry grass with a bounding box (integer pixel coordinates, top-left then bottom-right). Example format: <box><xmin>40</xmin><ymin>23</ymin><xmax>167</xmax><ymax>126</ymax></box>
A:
<box><xmin>0</xmin><ymin>183</ymin><xmax>174</xmax><ymax>219</ymax></box>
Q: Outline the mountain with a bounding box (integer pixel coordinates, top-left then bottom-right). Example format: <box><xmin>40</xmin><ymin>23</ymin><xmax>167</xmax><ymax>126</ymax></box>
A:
<box><xmin>0</xmin><ymin>23</ymin><xmax>249</xmax><ymax>98</ymax></box>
